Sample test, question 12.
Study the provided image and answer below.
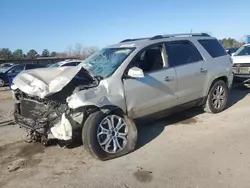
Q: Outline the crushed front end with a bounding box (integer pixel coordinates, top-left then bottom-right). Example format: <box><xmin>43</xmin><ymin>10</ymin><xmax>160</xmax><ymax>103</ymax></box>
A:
<box><xmin>14</xmin><ymin>90</ymin><xmax>68</xmax><ymax>144</ymax></box>
<box><xmin>12</xmin><ymin>67</ymin><xmax>100</xmax><ymax>145</ymax></box>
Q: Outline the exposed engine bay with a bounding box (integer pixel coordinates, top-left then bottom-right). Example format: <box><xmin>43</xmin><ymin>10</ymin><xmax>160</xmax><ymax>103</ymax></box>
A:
<box><xmin>13</xmin><ymin>68</ymin><xmax>101</xmax><ymax>145</ymax></box>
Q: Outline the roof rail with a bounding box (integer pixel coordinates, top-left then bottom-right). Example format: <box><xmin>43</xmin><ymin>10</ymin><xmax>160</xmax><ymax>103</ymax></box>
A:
<box><xmin>120</xmin><ymin>33</ymin><xmax>210</xmax><ymax>43</ymax></box>
<box><xmin>150</xmin><ymin>33</ymin><xmax>210</xmax><ymax>40</ymax></box>
<box><xmin>120</xmin><ymin>37</ymin><xmax>149</xmax><ymax>43</ymax></box>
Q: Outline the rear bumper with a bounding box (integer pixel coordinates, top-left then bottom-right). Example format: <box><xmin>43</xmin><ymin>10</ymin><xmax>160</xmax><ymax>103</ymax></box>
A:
<box><xmin>233</xmin><ymin>74</ymin><xmax>250</xmax><ymax>79</ymax></box>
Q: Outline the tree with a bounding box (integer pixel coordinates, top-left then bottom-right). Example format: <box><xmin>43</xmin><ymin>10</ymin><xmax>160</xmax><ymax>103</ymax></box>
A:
<box><xmin>27</xmin><ymin>49</ymin><xmax>38</xmax><ymax>59</ymax></box>
<box><xmin>50</xmin><ymin>51</ymin><xmax>56</xmax><ymax>57</ymax></box>
<box><xmin>12</xmin><ymin>49</ymin><xmax>24</xmax><ymax>60</ymax></box>
<box><xmin>82</xmin><ymin>46</ymin><xmax>99</xmax><ymax>59</ymax></box>
<box><xmin>67</xmin><ymin>45</ymin><xmax>73</xmax><ymax>56</ymax></box>
<box><xmin>41</xmin><ymin>49</ymin><xmax>50</xmax><ymax>57</ymax></box>
<box><xmin>74</xmin><ymin>43</ymin><xmax>82</xmax><ymax>57</ymax></box>
<box><xmin>0</xmin><ymin>48</ymin><xmax>12</xmax><ymax>60</ymax></box>
<box><xmin>219</xmin><ymin>38</ymin><xmax>245</xmax><ymax>49</ymax></box>
<box><xmin>56</xmin><ymin>52</ymin><xmax>67</xmax><ymax>58</ymax></box>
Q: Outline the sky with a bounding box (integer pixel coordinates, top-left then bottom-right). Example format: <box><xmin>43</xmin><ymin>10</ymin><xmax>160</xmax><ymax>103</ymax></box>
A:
<box><xmin>1</xmin><ymin>0</ymin><xmax>250</xmax><ymax>53</ymax></box>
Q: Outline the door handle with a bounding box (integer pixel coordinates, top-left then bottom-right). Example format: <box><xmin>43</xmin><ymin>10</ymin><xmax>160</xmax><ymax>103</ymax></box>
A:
<box><xmin>165</xmin><ymin>76</ymin><xmax>173</xmax><ymax>81</ymax></box>
<box><xmin>200</xmin><ymin>68</ymin><xmax>207</xmax><ymax>73</ymax></box>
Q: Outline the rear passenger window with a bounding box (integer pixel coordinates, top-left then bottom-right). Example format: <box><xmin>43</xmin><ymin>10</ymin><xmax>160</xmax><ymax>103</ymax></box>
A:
<box><xmin>198</xmin><ymin>39</ymin><xmax>227</xmax><ymax>58</ymax></box>
<box><xmin>165</xmin><ymin>41</ymin><xmax>203</xmax><ymax>67</ymax></box>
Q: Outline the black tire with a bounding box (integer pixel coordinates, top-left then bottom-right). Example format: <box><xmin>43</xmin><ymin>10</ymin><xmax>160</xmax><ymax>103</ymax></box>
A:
<box><xmin>204</xmin><ymin>80</ymin><xmax>229</xmax><ymax>113</ymax></box>
<box><xmin>82</xmin><ymin>110</ymin><xmax>137</xmax><ymax>161</ymax></box>
<box><xmin>0</xmin><ymin>78</ymin><xmax>4</xmax><ymax>87</ymax></box>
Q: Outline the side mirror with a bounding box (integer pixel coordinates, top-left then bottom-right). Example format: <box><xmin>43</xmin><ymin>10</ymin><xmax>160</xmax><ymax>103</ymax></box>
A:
<box><xmin>127</xmin><ymin>67</ymin><xmax>144</xmax><ymax>78</ymax></box>
<box><xmin>231</xmin><ymin>53</ymin><xmax>235</xmax><ymax>56</ymax></box>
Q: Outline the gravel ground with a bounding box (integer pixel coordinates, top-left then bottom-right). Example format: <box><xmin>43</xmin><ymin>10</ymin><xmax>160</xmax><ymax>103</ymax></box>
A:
<box><xmin>0</xmin><ymin>86</ymin><xmax>250</xmax><ymax>188</ymax></box>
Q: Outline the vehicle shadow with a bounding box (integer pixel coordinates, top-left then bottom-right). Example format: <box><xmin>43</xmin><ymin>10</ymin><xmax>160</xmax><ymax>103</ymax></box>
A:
<box><xmin>226</xmin><ymin>86</ymin><xmax>250</xmax><ymax>109</ymax></box>
<box><xmin>135</xmin><ymin>107</ymin><xmax>203</xmax><ymax>150</ymax></box>
<box><xmin>136</xmin><ymin>86</ymin><xmax>250</xmax><ymax>151</ymax></box>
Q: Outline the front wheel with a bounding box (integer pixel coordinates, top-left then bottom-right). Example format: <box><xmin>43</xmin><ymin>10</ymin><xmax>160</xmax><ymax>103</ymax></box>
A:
<box><xmin>204</xmin><ymin>80</ymin><xmax>229</xmax><ymax>113</ymax></box>
<box><xmin>82</xmin><ymin>110</ymin><xmax>137</xmax><ymax>161</ymax></box>
<box><xmin>0</xmin><ymin>78</ymin><xmax>5</xmax><ymax>87</ymax></box>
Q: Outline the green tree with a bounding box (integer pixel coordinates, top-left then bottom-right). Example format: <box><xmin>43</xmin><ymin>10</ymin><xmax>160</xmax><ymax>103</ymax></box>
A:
<box><xmin>0</xmin><ymin>48</ymin><xmax>12</xmax><ymax>60</ymax></box>
<box><xmin>219</xmin><ymin>38</ymin><xmax>245</xmax><ymax>49</ymax></box>
<box><xmin>12</xmin><ymin>49</ymin><xmax>24</xmax><ymax>60</ymax></box>
<box><xmin>50</xmin><ymin>51</ymin><xmax>56</xmax><ymax>57</ymax></box>
<box><xmin>41</xmin><ymin>49</ymin><xmax>50</xmax><ymax>57</ymax></box>
<box><xmin>27</xmin><ymin>49</ymin><xmax>38</xmax><ymax>59</ymax></box>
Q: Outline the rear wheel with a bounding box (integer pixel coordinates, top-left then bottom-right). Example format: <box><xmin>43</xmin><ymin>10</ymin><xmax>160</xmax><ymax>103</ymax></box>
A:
<box><xmin>0</xmin><ymin>78</ymin><xmax>4</xmax><ymax>87</ymax></box>
<box><xmin>204</xmin><ymin>80</ymin><xmax>229</xmax><ymax>113</ymax></box>
<box><xmin>82</xmin><ymin>110</ymin><xmax>137</xmax><ymax>161</ymax></box>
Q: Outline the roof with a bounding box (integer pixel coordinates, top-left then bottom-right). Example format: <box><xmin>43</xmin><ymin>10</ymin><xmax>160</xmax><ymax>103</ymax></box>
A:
<box><xmin>107</xmin><ymin>33</ymin><xmax>215</xmax><ymax>49</ymax></box>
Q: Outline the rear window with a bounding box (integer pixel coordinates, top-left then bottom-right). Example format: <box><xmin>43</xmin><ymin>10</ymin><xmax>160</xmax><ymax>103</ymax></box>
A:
<box><xmin>26</xmin><ymin>64</ymin><xmax>44</xmax><ymax>70</ymax></box>
<box><xmin>198</xmin><ymin>39</ymin><xmax>227</xmax><ymax>58</ymax></box>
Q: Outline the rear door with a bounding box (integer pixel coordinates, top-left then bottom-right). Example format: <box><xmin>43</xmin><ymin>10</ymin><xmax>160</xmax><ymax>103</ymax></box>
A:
<box><xmin>123</xmin><ymin>43</ymin><xmax>178</xmax><ymax>119</ymax></box>
<box><xmin>164</xmin><ymin>40</ymin><xmax>208</xmax><ymax>105</ymax></box>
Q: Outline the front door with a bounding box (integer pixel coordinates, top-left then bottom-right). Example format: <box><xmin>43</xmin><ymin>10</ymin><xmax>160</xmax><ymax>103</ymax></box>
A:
<box><xmin>123</xmin><ymin>44</ymin><xmax>177</xmax><ymax>119</ymax></box>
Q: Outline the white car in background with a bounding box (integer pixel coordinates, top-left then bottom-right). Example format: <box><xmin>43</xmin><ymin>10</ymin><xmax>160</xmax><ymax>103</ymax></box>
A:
<box><xmin>49</xmin><ymin>59</ymin><xmax>82</xmax><ymax>67</ymax></box>
<box><xmin>232</xmin><ymin>44</ymin><xmax>250</xmax><ymax>82</ymax></box>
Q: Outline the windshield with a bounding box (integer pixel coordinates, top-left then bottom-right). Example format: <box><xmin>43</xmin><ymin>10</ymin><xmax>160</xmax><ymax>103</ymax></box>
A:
<box><xmin>49</xmin><ymin>62</ymin><xmax>62</xmax><ymax>67</ymax></box>
<box><xmin>234</xmin><ymin>45</ymin><xmax>250</xmax><ymax>56</ymax></box>
<box><xmin>79</xmin><ymin>47</ymin><xmax>135</xmax><ymax>78</ymax></box>
<box><xmin>1</xmin><ymin>66</ymin><xmax>14</xmax><ymax>73</ymax></box>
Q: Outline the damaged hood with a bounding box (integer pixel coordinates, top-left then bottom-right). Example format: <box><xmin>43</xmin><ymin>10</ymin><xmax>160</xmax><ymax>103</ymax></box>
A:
<box><xmin>13</xmin><ymin>66</ymin><xmax>93</xmax><ymax>98</ymax></box>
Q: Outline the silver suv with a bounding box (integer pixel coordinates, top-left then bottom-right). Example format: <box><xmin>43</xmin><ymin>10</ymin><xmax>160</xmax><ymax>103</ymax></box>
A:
<box><xmin>12</xmin><ymin>33</ymin><xmax>233</xmax><ymax>160</ymax></box>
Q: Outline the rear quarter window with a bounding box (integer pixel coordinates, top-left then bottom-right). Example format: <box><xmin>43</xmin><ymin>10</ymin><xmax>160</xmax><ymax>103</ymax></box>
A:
<box><xmin>198</xmin><ymin>39</ymin><xmax>227</xmax><ymax>58</ymax></box>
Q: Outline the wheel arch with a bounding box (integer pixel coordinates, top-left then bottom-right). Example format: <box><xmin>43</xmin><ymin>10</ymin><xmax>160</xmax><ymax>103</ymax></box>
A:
<box><xmin>81</xmin><ymin>104</ymin><xmax>126</xmax><ymax>125</ymax></box>
<box><xmin>205</xmin><ymin>76</ymin><xmax>228</xmax><ymax>96</ymax></box>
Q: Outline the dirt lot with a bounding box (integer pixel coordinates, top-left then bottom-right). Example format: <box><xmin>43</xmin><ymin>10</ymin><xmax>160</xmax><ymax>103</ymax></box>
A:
<box><xmin>0</xmin><ymin>86</ymin><xmax>250</xmax><ymax>188</ymax></box>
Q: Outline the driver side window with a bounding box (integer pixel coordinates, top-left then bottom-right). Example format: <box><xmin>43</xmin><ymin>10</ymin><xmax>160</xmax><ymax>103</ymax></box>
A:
<box><xmin>130</xmin><ymin>45</ymin><xmax>164</xmax><ymax>73</ymax></box>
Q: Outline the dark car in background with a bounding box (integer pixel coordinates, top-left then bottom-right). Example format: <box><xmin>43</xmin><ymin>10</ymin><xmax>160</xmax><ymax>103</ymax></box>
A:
<box><xmin>0</xmin><ymin>63</ymin><xmax>14</xmax><ymax>73</ymax></box>
<box><xmin>0</xmin><ymin>63</ymin><xmax>45</xmax><ymax>87</ymax></box>
<box><xmin>226</xmin><ymin>47</ymin><xmax>239</xmax><ymax>56</ymax></box>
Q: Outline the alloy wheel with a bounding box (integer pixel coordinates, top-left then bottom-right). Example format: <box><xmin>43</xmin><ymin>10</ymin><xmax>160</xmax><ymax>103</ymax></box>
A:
<box><xmin>212</xmin><ymin>85</ymin><xmax>226</xmax><ymax>109</ymax></box>
<box><xmin>97</xmin><ymin>115</ymin><xmax>128</xmax><ymax>154</ymax></box>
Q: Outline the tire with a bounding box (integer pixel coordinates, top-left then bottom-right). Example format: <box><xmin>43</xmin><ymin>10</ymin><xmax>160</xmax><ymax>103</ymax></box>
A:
<box><xmin>82</xmin><ymin>110</ymin><xmax>137</xmax><ymax>161</ymax></box>
<box><xmin>0</xmin><ymin>78</ymin><xmax>4</xmax><ymax>87</ymax></box>
<box><xmin>204</xmin><ymin>80</ymin><xmax>229</xmax><ymax>113</ymax></box>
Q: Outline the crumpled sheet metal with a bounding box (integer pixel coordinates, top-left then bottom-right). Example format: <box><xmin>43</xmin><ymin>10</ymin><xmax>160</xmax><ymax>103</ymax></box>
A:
<box><xmin>50</xmin><ymin>113</ymin><xmax>72</xmax><ymax>140</ymax></box>
<box><xmin>67</xmin><ymin>79</ymin><xmax>126</xmax><ymax>112</ymax></box>
<box><xmin>13</xmin><ymin>66</ymin><xmax>82</xmax><ymax>98</ymax></box>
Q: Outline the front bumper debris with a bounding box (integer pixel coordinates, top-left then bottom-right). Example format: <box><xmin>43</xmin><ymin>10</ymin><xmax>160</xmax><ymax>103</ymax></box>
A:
<box><xmin>14</xmin><ymin>102</ymin><xmax>49</xmax><ymax>134</ymax></box>
<box><xmin>14</xmin><ymin>99</ymin><xmax>74</xmax><ymax>141</ymax></box>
